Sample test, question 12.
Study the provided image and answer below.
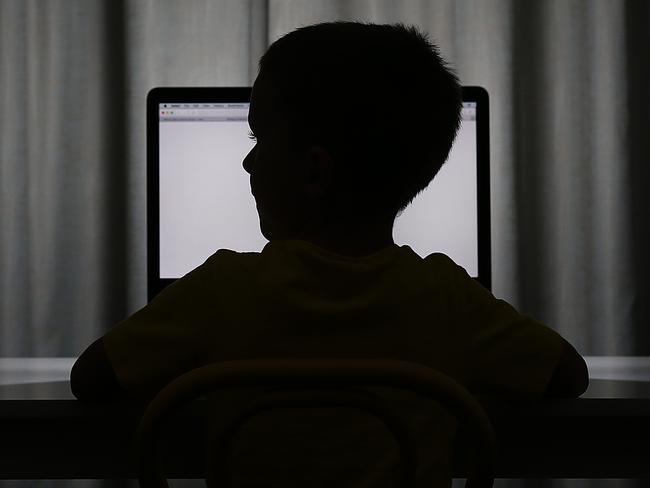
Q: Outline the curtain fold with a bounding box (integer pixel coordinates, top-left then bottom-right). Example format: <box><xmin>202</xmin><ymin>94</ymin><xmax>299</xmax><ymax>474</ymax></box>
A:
<box><xmin>624</xmin><ymin>0</ymin><xmax>650</xmax><ymax>355</ymax></box>
<box><xmin>1</xmin><ymin>0</ymin><xmax>113</xmax><ymax>355</ymax></box>
<box><xmin>510</xmin><ymin>0</ymin><xmax>636</xmax><ymax>353</ymax></box>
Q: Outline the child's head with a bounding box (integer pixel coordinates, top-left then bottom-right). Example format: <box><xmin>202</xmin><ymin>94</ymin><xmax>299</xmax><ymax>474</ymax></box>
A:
<box><xmin>243</xmin><ymin>21</ymin><xmax>461</xmax><ymax>248</ymax></box>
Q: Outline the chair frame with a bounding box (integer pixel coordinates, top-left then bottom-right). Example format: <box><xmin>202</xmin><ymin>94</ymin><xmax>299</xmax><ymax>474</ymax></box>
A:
<box><xmin>135</xmin><ymin>359</ymin><xmax>497</xmax><ymax>488</ymax></box>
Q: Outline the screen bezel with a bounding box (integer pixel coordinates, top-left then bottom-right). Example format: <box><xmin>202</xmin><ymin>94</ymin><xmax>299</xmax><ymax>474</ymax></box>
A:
<box><xmin>147</xmin><ymin>86</ymin><xmax>490</xmax><ymax>301</ymax></box>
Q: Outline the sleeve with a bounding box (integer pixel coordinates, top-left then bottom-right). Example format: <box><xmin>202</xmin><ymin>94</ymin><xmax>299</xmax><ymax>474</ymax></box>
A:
<box><xmin>102</xmin><ymin>254</ymin><xmax>220</xmax><ymax>401</ymax></box>
<box><xmin>432</xmin><ymin>254</ymin><xmax>565</xmax><ymax>403</ymax></box>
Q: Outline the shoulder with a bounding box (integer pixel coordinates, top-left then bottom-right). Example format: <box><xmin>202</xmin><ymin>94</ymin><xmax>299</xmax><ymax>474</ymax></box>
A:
<box><xmin>181</xmin><ymin>248</ymin><xmax>262</xmax><ymax>283</ymax></box>
<box><xmin>143</xmin><ymin>248</ymin><xmax>262</xmax><ymax>308</ymax></box>
<box><xmin>203</xmin><ymin>248</ymin><xmax>262</xmax><ymax>270</ymax></box>
<box><xmin>422</xmin><ymin>252</ymin><xmax>459</xmax><ymax>269</ymax></box>
<box><xmin>421</xmin><ymin>252</ymin><xmax>476</xmax><ymax>291</ymax></box>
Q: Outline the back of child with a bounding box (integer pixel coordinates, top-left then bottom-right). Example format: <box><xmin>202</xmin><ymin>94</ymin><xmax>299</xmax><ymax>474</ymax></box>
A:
<box><xmin>80</xmin><ymin>21</ymin><xmax>586</xmax><ymax>488</ymax></box>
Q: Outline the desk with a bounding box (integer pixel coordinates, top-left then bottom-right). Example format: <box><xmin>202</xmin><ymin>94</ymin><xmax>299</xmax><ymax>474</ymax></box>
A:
<box><xmin>1</xmin><ymin>357</ymin><xmax>649</xmax><ymax>480</ymax></box>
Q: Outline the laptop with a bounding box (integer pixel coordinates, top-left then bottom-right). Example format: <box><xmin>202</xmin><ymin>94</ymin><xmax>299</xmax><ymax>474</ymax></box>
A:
<box><xmin>147</xmin><ymin>86</ymin><xmax>490</xmax><ymax>301</ymax></box>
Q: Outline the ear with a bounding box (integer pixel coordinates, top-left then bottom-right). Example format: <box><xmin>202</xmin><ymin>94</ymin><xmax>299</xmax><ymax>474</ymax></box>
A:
<box><xmin>301</xmin><ymin>146</ymin><xmax>334</xmax><ymax>198</ymax></box>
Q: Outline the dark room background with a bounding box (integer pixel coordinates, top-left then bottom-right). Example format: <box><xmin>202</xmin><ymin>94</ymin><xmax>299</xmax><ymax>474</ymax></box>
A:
<box><xmin>2</xmin><ymin>0</ymin><xmax>648</xmax><ymax>356</ymax></box>
<box><xmin>1</xmin><ymin>1</ymin><xmax>649</xmax><ymax>486</ymax></box>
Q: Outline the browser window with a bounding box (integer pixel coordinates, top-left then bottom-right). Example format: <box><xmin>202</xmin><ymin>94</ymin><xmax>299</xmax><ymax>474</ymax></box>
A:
<box><xmin>158</xmin><ymin>102</ymin><xmax>478</xmax><ymax>278</ymax></box>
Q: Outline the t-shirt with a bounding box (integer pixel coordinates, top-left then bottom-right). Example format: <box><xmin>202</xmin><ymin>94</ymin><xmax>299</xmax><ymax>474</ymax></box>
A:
<box><xmin>103</xmin><ymin>239</ymin><xmax>565</xmax><ymax>487</ymax></box>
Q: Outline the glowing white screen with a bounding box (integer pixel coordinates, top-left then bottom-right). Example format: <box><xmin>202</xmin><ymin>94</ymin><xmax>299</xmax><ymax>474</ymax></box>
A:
<box><xmin>159</xmin><ymin>103</ymin><xmax>477</xmax><ymax>278</ymax></box>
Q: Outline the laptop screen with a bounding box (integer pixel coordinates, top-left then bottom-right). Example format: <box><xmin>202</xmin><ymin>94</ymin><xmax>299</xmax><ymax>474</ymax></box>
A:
<box><xmin>148</xmin><ymin>87</ymin><xmax>490</xmax><ymax>300</ymax></box>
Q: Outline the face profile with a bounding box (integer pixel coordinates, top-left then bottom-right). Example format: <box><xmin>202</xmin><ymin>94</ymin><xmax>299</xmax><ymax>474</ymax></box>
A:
<box><xmin>242</xmin><ymin>68</ymin><xmax>397</xmax><ymax>256</ymax></box>
<box><xmin>243</xmin><ymin>73</ymin><xmax>301</xmax><ymax>241</ymax></box>
<box><xmin>243</xmin><ymin>72</ymin><xmax>337</xmax><ymax>243</ymax></box>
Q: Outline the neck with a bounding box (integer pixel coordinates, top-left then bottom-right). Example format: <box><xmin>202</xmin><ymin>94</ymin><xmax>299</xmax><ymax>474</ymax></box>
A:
<box><xmin>298</xmin><ymin>214</ymin><xmax>396</xmax><ymax>257</ymax></box>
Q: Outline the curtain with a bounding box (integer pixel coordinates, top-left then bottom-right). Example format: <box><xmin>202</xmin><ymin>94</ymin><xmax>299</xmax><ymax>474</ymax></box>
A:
<box><xmin>1</xmin><ymin>0</ymin><xmax>649</xmax><ymax>486</ymax></box>
<box><xmin>0</xmin><ymin>0</ymin><xmax>268</xmax><ymax>355</ymax></box>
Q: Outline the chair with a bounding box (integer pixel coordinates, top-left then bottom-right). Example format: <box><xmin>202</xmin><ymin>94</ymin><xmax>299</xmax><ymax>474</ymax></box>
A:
<box><xmin>135</xmin><ymin>359</ymin><xmax>497</xmax><ymax>488</ymax></box>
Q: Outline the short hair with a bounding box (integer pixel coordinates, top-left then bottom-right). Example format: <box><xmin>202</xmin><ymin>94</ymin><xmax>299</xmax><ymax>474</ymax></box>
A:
<box><xmin>258</xmin><ymin>21</ymin><xmax>462</xmax><ymax>217</ymax></box>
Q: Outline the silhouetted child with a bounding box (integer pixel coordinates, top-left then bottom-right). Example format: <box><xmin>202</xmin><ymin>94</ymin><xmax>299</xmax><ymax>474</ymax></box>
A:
<box><xmin>72</xmin><ymin>21</ymin><xmax>588</xmax><ymax>488</ymax></box>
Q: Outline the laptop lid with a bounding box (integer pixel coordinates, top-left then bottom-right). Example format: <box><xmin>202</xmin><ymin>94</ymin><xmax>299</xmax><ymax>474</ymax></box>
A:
<box><xmin>147</xmin><ymin>86</ymin><xmax>490</xmax><ymax>301</ymax></box>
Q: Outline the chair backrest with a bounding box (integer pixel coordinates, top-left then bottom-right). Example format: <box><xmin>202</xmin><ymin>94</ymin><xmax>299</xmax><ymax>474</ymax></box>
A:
<box><xmin>135</xmin><ymin>359</ymin><xmax>497</xmax><ymax>488</ymax></box>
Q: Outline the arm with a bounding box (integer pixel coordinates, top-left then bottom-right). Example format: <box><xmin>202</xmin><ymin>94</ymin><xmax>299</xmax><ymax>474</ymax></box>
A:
<box><xmin>542</xmin><ymin>338</ymin><xmax>589</xmax><ymax>398</ymax></box>
<box><xmin>70</xmin><ymin>338</ymin><xmax>127</xmax><ymax>401</ymax></box>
